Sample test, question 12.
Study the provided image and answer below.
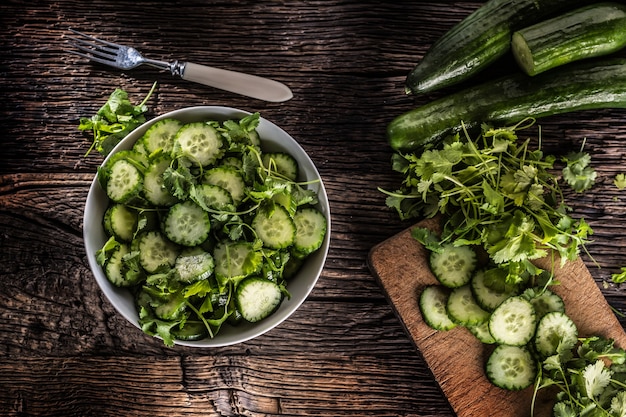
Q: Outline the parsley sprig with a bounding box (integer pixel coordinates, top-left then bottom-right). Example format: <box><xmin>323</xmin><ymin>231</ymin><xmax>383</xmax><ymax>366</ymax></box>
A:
<box><xmin>534</xmin><ymin>336</ymin><xmax>626</xmax><ymax>417</ymax></box>
<box><xmin>79</xmin><ymin>82</ymin><xmax>157</xmax><ymax>157</ymax></box>
<box><xmin>381</xmin><ymin>120</ymin><xmax>593</xmax><ymax>285</ymax></box>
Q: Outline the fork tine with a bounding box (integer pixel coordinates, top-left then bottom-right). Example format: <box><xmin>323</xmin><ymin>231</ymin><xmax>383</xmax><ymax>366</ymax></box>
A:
<box><xmin>66</xmin><ymin>49</ymin><xmax>117</xmax><ymax>66</ymax></box>
<box><xmin>68</xmin><ymin>28</ymin><xmax>121</xmax><ymax>49</ymax></box>
<box><xmin>69</xmin><ymin>38</ymin><xmax>118</xmax><ymax>59</ymax></box>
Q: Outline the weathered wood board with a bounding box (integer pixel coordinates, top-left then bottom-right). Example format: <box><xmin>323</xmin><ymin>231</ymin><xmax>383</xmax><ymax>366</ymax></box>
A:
<box><xmin>368</xmin><ymin>217</ymin><xmax>626</xmax><ymax>417</ymax></box>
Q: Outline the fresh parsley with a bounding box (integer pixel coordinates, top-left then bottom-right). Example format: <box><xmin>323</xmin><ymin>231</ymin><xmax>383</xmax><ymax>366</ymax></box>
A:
<box><xmin>615</xmin><ymin>174</ymin><xmax>626</xmax><ymax>190</ymax></box>
<box><xmin>535</xmin><ymin>336</ymin><xmax>626</xmax><ymax>417</ymax></box>
<box><xmin>79</xmin><ymin>82</ymin><xmax>157</xmax><ymax>156</ymax></box>
<box><xmin>562</xmin><ymin>150</ymin><xmax>597</xmax><ymax>193</ymax></box>
<box><xmin>381</xmin><ymin>120</ymin><xmax>593</xmax><ymax>285</ymax></box>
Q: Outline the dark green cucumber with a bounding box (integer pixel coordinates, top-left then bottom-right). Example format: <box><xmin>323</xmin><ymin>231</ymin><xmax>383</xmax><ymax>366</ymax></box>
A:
<box><xmin>404</xmin><ymin>0</ymin><xmax>589</xmax><ymax>95</ymax></box>
<box><xmin>389</xmin><ymin>58</ymin><xmax>626</xmax><ymax>154</ymax></box>
<box><xmin>512</xmin><ymin>2</ymin><xmax>626</xmax><ymax>76</ymax></box>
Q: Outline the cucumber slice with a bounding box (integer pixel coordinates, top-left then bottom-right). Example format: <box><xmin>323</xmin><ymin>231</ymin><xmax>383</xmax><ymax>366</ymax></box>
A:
<box><xmin>192</xmin><ymin>183</ymin><xmax>234</xmax><ymax>212</ymax></box>
<box><xmin>471</xmin><ymin>268</ymin><xmax>517</xmax><ymax>311</ymax></box>
<box><xmin>173</xmin><ymin>247</ymin><xmax>214</xmax><ymax>283</ymax></box>
<box><xmin>419</xmin><ymin>285</ymin><xmax>457</xmax><ymax>331</ymax></box>
<box><xmin>105</xmin><ymin>158</ymin><xmax>143</xmax><ymax>203</ymax></box>
<box><xmin>235</xmin><ymin>277</ymin><xmax>283</xmax><ymax>323</ymax></box>
<box><xmin>171</xmin><ymin>320</ymin><xmax>209</xmax><ymax>341</ymax></box>
<box><xmin>488</xmin><ymin>296</ymin><xmax>536</xmax><ymax>346</ymax></box>
<box><xmin>140</xmin><ymin>118</ymin><xmax>182</xmax><ymax>155</ymax></box>
<box><xmin>163</xmin><ymin>201</ymin><xmax>211</xmax><ymax>246</ymax></box>
<box><xmin>467</xmin><ymin>321</ymin><xmax>496</xmax><ymax>344</ymax></box>
<box><xmin>173</xmin><ymin>122</ymin><xmax>223</xmax><ymax>166</ymax></box>
<box><xmin>534</xmin><ymin>311</ymin><xmax>578</xmax><ymax>357</ymax></box>
<box><xmin>486</xmin><ymin>345</ymin><xmax>537</xmax><ymax>391</ymax></box>
<box><xmin>262</xmin><ymin>152</ymin><xmax>299</xmax><ymax>181</ymax></box>
<box><xmin>429</xmin><ymin>244</ymin><xmax>477</xmax><ymax>288</ymax></box>
<box><xmin>523</xmin><ymin>288</ymin><xmax>565</xmax><ymax>320</ymax></box>
<box><xmin>252</xmin><ymin>205</ymin><xmax>296</xmax><ymax>249</ymax></box>
<box><xmin>293</xmin><ymin>207</ymin><xmax>327</xmax><ymax>255</ymax></box>
<box><xmin>104</xmin><ymin>243</ymin><xmax>144</xmax><ymax>287</ymax></box>
<box><xmin>103</xmin><ymin>203</ymin><xmax>138</xmax><ymax>242</ymax></box>
<box><xmin>213</xmin><ymin>241</ymin><xmax>262</xmax><ymax>283</ymax></box>
<box><xmin>203</xmin><ymin>166</ymin><xmax>246</xmax><ymax>205</ymax></box>
<box><xmin>143</xmin><ymin>155</ymin><xmax>178</xmax><ymax>206</ymax></box>
<box><xmin>446</xmin><ymin>284</ymin><xmax>490</xmax><ymax>326</ymax></box>
<box><xmin>137</xmin><ymin>231</ymin><xmax>179</xmax><ymax>274</ymax></box>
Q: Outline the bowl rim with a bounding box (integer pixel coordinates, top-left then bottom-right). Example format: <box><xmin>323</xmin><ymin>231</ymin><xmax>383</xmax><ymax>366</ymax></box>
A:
<box><xmin>83</xmin><ymin>105</ymin><xmax>331</xmax><ymax>347</ymax></box>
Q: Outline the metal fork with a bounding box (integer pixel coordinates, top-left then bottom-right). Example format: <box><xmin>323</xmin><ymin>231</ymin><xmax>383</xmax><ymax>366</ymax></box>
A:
<box><xmin>67</xmin><ymin>29</ymin><xmax>293</xmax><ymax>102</ymax></box>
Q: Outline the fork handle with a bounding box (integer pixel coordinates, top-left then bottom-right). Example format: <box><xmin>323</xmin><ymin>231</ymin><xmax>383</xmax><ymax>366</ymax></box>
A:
<box><xmin>181</xmin><ymin>62</ymin><xmax>293</xmax><ymax>103</ymax></box>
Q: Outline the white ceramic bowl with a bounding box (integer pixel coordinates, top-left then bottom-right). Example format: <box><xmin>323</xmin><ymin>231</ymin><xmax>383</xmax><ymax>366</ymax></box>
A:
<box><xmin>83</xmin><ymin>106</ymin><xmax>330</xmax><ymax>347</ymax></box>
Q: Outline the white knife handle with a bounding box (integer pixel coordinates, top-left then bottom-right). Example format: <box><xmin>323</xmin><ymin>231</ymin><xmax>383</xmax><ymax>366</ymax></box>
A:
<box><xmin>181</xmin><ymin>62</ymin><xmax>293</xmax><ymax>102</ymax></box>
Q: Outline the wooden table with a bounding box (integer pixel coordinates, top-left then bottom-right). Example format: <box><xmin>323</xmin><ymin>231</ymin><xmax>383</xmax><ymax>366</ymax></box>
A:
<box><xmin>1</xmin><ymin>1</ymin><xmax>625</xmax><ymax>416</ymax></box>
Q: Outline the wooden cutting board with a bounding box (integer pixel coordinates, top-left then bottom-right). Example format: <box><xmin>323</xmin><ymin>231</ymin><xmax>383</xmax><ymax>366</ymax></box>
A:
<box><xmin>368</xmin><ymin>217</ymin><xmax>626</xmax><ymax>417</ymax></box>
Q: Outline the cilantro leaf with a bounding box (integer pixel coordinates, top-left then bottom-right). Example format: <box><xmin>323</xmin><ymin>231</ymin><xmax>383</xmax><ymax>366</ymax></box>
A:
<box><xmin>562</xmin><ymin>151</ymin><xmax>597</xmax><ymax>193</ymax></box>
<box><xmin>410</xmin><ymin>227</ymin><xmax>441</xmax><ymax>252</ymax></box>
<box><xmin>610</xmin><ymin>391</ymin><xmax>626</xmax><ymax>417</ymax></box>
<box><xmin>79</xmin><ymin>83</ymin><xmax>156</xmax><ymax>156</ymax></box>
<box><xmin>615</xmin><ymin>174</ymin><xmax>626</xmax><ymax>190</ymax></box>
<box><xmin>583</xmin><ymin>360</ymin><xmax>612</xmax><ymax>399</ymax></box>
<box><xmin>612</xmin><ymin>267</ymin><xmax>626</xmax><ymax>284</ymax></box>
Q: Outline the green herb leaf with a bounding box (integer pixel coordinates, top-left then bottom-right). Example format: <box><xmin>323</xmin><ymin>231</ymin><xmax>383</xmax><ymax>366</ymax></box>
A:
<box><xmin>562</xmin><ymin>151</ymin><xmax>597</xmax><ymax>193</ymax></box>
<box><xmin>614</xmin><ymin>174</ymin><xmax>626</xmax><ymax>190</ymax></box>
<box><xmin>79</xmin><ymin>82</ymin><xmax>157</xmax><ymax>156</ymax></box>
<box><xmin>612</xmin><ymin>267</ymin><xmax>626</xmax><ymax>284</ymax></box>
<box><xmin>583</xmin><ymin>360</ymin><xmax>612</xmax><ymax>399</ymax></box>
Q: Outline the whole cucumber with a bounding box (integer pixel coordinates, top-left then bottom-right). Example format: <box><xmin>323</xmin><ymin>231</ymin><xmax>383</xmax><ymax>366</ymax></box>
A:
<box><xmin>512</xmin><ymin>2</ymin><xmax>626</xmax><ymax>76</ymax></box>
<box><xmin>389</xmin><ymin>58</ymin><xmax>626</xmax><ymax>154</ymax></box>
<box><xmin>405</xmin><ymin>0</ymin><xmax>591</xmax><ymax>95</ymax></box>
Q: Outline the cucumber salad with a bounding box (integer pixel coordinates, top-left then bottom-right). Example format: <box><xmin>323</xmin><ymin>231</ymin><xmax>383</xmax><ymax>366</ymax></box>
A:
<box><xmin>94</xmin><ymin>113</ymin><xmax>327</xmax><ymax>346</ymax></box>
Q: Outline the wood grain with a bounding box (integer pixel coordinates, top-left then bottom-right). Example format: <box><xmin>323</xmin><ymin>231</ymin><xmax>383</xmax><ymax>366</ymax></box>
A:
<box><xmin>368</xmin><ymin>218</ymin><xmax>626</xmax><ymax>417</ymax></box>
<box><xmin>1</xmin><ymin>0</ymin><xmax>626</xmax><ymax>415</ymax></box>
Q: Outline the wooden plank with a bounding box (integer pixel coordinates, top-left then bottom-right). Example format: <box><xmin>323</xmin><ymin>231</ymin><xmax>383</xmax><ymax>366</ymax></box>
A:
<box><xmin>0</xmin><ymin>355</ymin><xmax>451</xmax><ymax>416</ymax></box>
<box><xmin>368</xmin><ymin>217</ymin><xmax>626</xmax><ymax>417</ymax></box>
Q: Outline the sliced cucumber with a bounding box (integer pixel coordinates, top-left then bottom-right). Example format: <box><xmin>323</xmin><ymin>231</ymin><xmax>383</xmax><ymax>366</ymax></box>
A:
<box><xmin>293</xmin><ymin>207</ymin><xmax>327</xmax><ymax>255</ymax></box>
<box><xmin>163</xmin><ymin>201</ymin><xmax>211</xmax><ymax>246</ymax></box>
<box><xmin>192</xmin><ymin>183</ymin><xmax>234</xmax><ymax>212</ymax></box>
<box><xmin>173</xmin><ymin>247</ymin><xmax>214</xmax><ymax>283</ymax></box>
<box><xmin>252</xmin><ymin>205</ymin><xmax>296</xmax><ymax>249</ymax></box>
<box><xmin>262</xmin><ymin>152</ymin><xmax>299</xmax><ymax>181</ymax></box>
<box><xmin>203</xmin><ymin>166</ymin><xmax>246</xmax><ymax>205</ymax></box>
<box><xmin>523</xmin><ymin>288</ymin><xmax>565</xmax><ymax>320</ymax></box>
<box><xmin>143</xmin><ymin>155</ymin><xmax>178</xmax><ymax>206</ymax></box>
<box><xmin>488</xmin><ymin>296</ymin><xmax>536</xmax><ymax>346</ymax></box>
<box><xmin>471</xmin><ymin>268</ymin><xmax>517</xmax><ymax>311</ymax></box>
<box><xmin>103</xmin><ymin>203</ymin><xmax>138</xmax><ymax>242</ymax></box>
<box><xmin>235</xmin><ymin>277</ymin><xmax>283</xmax><ymax>323</ymax></box>
<box><xmin>140</xmin><ymin>118</ymin><xmax>183</xmax><ymax>155</ymax></box>
<box><xmin>104</xmin><ymin>243</ymin><xmax>144</xmax><ymax>287</ymax></box>
<box><xmin>446</xmin><ymin>284</ymin><xmax>490</xmax><ymax>326</ymax></box>
<box><xmin>173</xmin><ymin>122</ymin><xmax>223</xmax><ymax>166</ymax></box>
<box><xmin>137</xmin><ymin>231</ymin><xmax>179</xmax><ymax>274</ymax></box>
<box><xmin>486</xmin><ymin>345</ymin><xmax>537</xmax><ymax>391</ymax></box>
<box><xmin>213</xmin><ymin>241</ymin><xmax>262</xmax><ymax>283</ymax></box>
<box><xmin>171</xmin><ymin>320</ymin><xmax>209</xmax><ymax>341</ymax></box>
<box><xmin>429</xmin><ymin>244</ymin><xmax>477</xmax><ymax>288</ymax></box>
<box><xmin>419</xmin><ymin>285</ymin><xmax>457</xmax><ymax>331</ymax></box>
<box><xmin>534</xmin><ymin>311</ymin><xmax>578</xmax><ymax>358</ymax></box>
<box><xmin>105</xmin><ymin>158</ymin><xmax>143</xmax><ymax>203</ymax></box>
<box><xmin>467</xmin><ymin>321</ymin><xmax>496</xmax><ymax>344</ymax></box>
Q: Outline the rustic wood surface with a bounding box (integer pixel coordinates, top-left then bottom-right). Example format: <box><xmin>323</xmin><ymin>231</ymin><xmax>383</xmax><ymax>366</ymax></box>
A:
<box><xmin>1</xmin><ymin>1</ymin><xmax>625</xmax><ymax>416</ymax></box>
